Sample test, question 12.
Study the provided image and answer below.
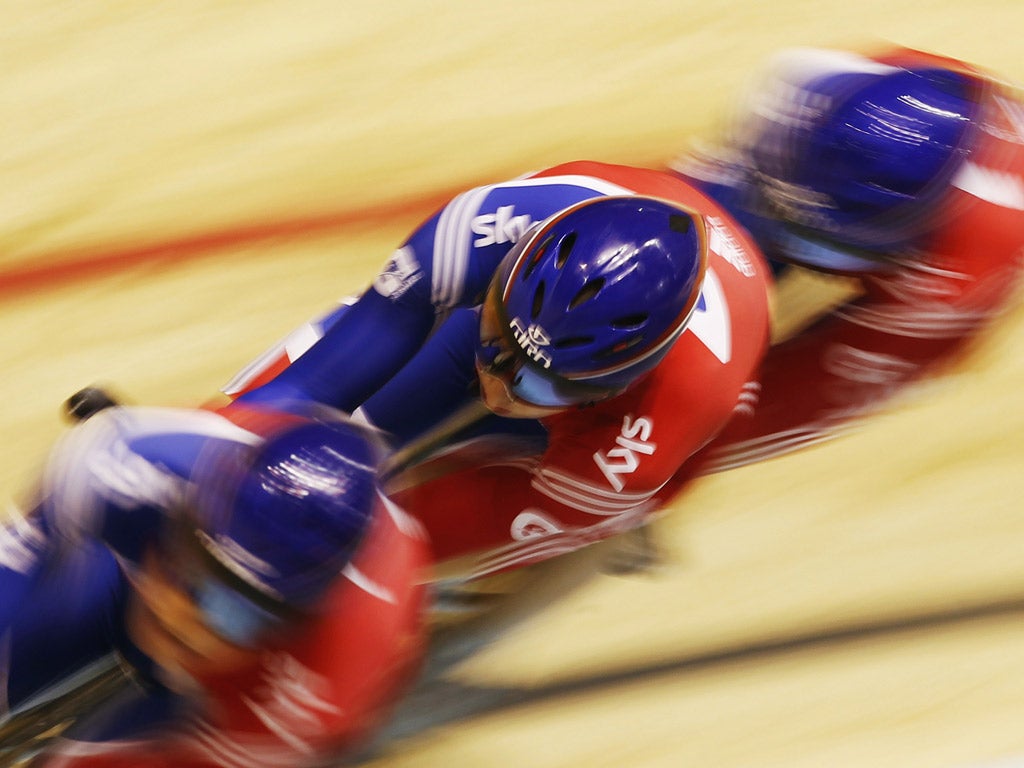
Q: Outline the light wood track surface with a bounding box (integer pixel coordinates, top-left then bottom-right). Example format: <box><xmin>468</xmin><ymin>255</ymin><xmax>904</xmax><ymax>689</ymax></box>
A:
<box><xmin>3</xmin><ymin>3</ymin><xmax>1024</xmax><ymax>766</ymax></box>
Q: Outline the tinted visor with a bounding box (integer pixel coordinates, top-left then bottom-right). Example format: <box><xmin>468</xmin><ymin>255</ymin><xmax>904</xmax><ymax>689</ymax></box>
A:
<box><xmin>189</xmin><ymin>576</ymin><xmax>285</xmax><ymax>647</ymax></box>
<box><xmin>159</xmin><ymin>516</ymin><xmax>293</xmax><ymax>648</ymax></box>
<box><xmin>476</xmin><ymin>277</ymin><xmax>616</xmax><ymax>408</ymax></box>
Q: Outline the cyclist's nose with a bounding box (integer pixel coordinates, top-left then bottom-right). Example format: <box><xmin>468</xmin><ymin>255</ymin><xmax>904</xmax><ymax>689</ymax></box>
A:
<box><xmin>477</xmin><ymin>366</ymin><xmax>516</xmax><ymax>413</ymax></box>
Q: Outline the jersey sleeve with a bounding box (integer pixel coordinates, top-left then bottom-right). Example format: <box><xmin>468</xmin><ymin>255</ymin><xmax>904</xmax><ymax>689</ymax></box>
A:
<box><xmin>164</xmin><ymin>495</ymin><xmax>428</xmax><ymax>767</ymax></box>
<box><xmin>698</xmin><ymin>79</ymin><xmax>1024</xmax><ymax>472</ymax></box>
<box><xmin>0</xmin><ymin>506</ymin><xmax>52</xmax><ymax>637</ymax></box>
<box><xmin>392</xmin><ymin>461</ymin><xmax>636</xmax><ymax>577</ymax></box>
<box><xmin>228</xmin><ymin>172</ymin><xmax>638</xmax><ymax>412</ymax></box>
<box><xmin>669</xmin><ymin>144</ymin><xmax>780</xmax><ymax>252</ymax></box>
<box><xmin>39</xmin><ymin>408</ymin><xmax>186</xmax><ymax>561</ymax></box>
<box><xmin>702</xmin><ymin>253</ymin><xmax>1024</xmax><ymax>472</ymax></box>
<box><xmin>38</xmin><ymin>407</ymin><xmax>263</xmax><ymax>563</ymax></box>
<box><xmin>393</xmin><ymin>222</ymin><xmax>773</xmax><ymax>577</ymax></box>
<box><xmin>356</xmin><ymin>306</ymin><xmax>483</xmax><ymax>444</ymax></box>
<box><xmin>41</xmin><ymin>494</ymin><xmax>430</xmax><ymax>768</ymax></box>
<box><xmin>390</xmin><ymin>373</ymin><xmax>738</xmax><ymax>579</ymax></box>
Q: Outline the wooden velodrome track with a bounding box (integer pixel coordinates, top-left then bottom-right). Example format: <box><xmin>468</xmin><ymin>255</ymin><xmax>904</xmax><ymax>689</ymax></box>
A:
<box><xmin>3</xmin><ymin>1</ymin><xmax>1024</xmax><ymax>766</ymax></box>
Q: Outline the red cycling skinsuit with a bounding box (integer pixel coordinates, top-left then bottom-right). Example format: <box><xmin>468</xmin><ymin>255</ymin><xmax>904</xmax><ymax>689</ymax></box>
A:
<box><xmin>221</xmin><ymin>162</ymin><xmax>773</xmax><ymax>580</ymax></box>
<box><xmin>390</xmin><ymin>163</ymin><xmax>773</xmax><ymax>577</ymax></box>
<box><xmin>37</xmin><ymin>412</ymin><xmax>430</xmax><ymax>768</ymax></box>
<box><xmin>44</xmin><ymin>504</ymin><xmax>428</xmax><ymax>768</ymax></box>
<box><xmin>675</xmin><ymin>50</ymin><xmax>1024</xmax><ymax>477</ymax></box>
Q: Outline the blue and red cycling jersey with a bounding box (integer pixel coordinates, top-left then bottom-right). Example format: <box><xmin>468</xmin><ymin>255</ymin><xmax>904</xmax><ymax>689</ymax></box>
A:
<box><xmin>223</xmin><ymin>161</ymin><xmax>774</xmax><ymax>576</ymax></box>
<box><xmin>0</xmin><ymin>406</ymin><xmax>428</xmax><ymax>767</ymax></box>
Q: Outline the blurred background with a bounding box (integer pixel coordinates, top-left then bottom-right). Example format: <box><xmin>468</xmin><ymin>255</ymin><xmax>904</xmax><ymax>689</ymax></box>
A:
<box><xmin>3</xmin><ymin>1</ymin><xmax>1024</xmax><ymax>765</ymax></box>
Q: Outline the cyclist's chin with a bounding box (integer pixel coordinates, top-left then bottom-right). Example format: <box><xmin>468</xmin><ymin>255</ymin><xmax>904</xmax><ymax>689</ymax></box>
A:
<box><xmin>126</xmin><ymin>553</ymin><xmax>262</xmax><ymax>687</ymax></box>
<box><xmin>478</xmin><ymin>372</ymin><xmax>565</xmax><ymax>419</ymax></box>
<box><xmin>128</xmin><ymin>596</ymin><xmax>260</xmax><ymax>689</ymax></box>
<box><xmin>484</xmin><ymin>401</ymin><xmax>514</xmax><ymax>417</ymax></box>
<box><xmin>483</xmin><ymin>397</ymin><xmax>562</xmax><ymax>420</ymax></box>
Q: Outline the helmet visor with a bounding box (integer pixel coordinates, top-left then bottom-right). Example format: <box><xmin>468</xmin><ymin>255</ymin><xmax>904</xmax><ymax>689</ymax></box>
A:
<box><xmin>189</xmin><ymin>576</ymin><xmax>285</xmax><ymax>647</ymax></box>
<box><xmin>476</xmin><ymin>276</ymin><xmax>617</xmax><ymax>409</ymax></box>
<box><xmin>157</xmin><ymin>516</ymin><xmax>293</xmax><ymax>648</ymax></box>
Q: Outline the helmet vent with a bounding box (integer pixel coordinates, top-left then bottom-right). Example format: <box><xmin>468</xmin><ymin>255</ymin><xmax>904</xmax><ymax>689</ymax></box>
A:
<box><xmin>553</xmin><ymin>335</ymin><xmax>594</xmax><ymax>349</ymax></box>
<box><xmin>523</xmin><ymin>235</ymin><xmax>553</xmax><ymax>279</ymax></box>
<box><xmin>568</xmin><ymin>278</ymin><xmax>604</xmax><ymax>310</ymax></box>
<box><xmin>531</xmin><ymin>281</ymin><xmax>546</xmax><ymax>319</ymax></box>
<box><xmin>611</xmin><ymin>313</ymin><xmax>648</xmax><ymax>330</ymax></box>
<box><xmin>669</xmin><ymin>214</ymin><xmax>692</xmax><ymax>233</ymax></box>
<box><xmin>594</xmin><ymin>335</ymin><xmax>644</xmax><ymax>359</ymax></box>
<box><xmin>555</xmin><ymin>233</ymin><xmax>577</xmax><ymax>269</ymax></box>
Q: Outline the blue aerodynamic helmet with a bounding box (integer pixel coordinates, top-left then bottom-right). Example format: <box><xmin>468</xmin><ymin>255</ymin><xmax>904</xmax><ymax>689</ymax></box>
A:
<box><xmin>180</xmin><ymin>416</ymin><xmax>379</xmax><ymax>644</ymax></box>
<box><xmin>478</xmin><ymin>195</ymin><xmax>707</xmax><ymax>407</ymax></box>
<box><xmin>746</xmin><ymin>53</ymin><xmax>984</xmax><ymax>257</ymax></box>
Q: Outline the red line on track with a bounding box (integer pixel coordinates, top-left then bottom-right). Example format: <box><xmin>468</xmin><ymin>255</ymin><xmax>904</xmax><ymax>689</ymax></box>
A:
<box><xmin>0</xmin><ymin>187</ymin><xmax>462</xmax><ymax>300</ymax></box>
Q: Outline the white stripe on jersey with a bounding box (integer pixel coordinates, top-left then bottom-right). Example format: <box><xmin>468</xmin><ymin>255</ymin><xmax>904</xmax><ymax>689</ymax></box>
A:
<box><xmin>111</xmin><ymin>407</ymin><xmax>264</xmax><ymax>445</ymax></box>
<box><xmin>952</xmin><ymin>161</ymin><xmax>1024</xmax><ymax>210</ymax></box>
<box><xmin>222</xmin><ymin>321</ymin><xmax>326</xmax><ymax>396</ymax></box>
<box><xmin>532</xmin><ymin>467</ymin><xmax>657</xmax><ymax>516</ymax></box>
<box><xmin>342</xmin><ymin>563</ymin><xmax>397</xmax><ymax>605</ymax></box>
<box><xmin>378</xmin><ymin>489</ymin><xmax>428</xmax><ymax>540</ymax></box>
<box><xmin>222</xmin><ymin>337</ymin><xmax>290</xmax><ymax>396</ymax></box>
<box><xmin>700</xmin><ymin>419</ymin><xmax>862</xmax><ymax>473</ymax></box>
<box><xmin>239</xmin><ymin>697</ymin><xmax>318</xmax><ymax>756</ymax></box>
<box><xmin>41</xmin><ymin>407</ymin><xmax>262</xmax><ymax>543</ymax></box>
<box><xmin>533</xmin><ymin>480</ymin><xmax>655</xmax><ymax>516</ymax></box>
<box><xmin>432</xmin><ymin>185</ymin><xmax>490</xmax><ymax>307</ymax></box>
<box><xmin>469</xmin><ymin>503</ymin><xmax>649</xmax><ymax>578</ymax></box>
<box><xmin>222</xmin><ymin>297</ymin><xmax>359</xmax><ymax>396</ymax></box>
<box><xmin>185</xmin><ymin>721</ymin><xmax>304</xmax><ymax>768</ymax></box>
<box><xmin>41</xmin><ymin>738</ymin><xmax>153</xmax><ymax>762</ymax></box>
<box><xmin>190</xmin><ymin>728</ymin><xmax>269</xmax><ymax>768</ymax></box>
<box><xmin>490</xmin><ymin>173</ymin><xmax>636</xmax><ymax>196</ymax></box>
<box><xmin>472</xmin><ymin>539</ymin><xmax>582</xmax><ymax>578</ymax></box>
<box><xmin>835</xmin><ymin>303</ymin><xmax>998</xmax><ymax>338</ymax></box>
<box><xmin>538</xmin><ymin>467</ymin><xmax>656</xmax><ymax>502</ymax></box>
<box><xmin>0</xmin><ymin>504</ymin><xmax>45</xmax><ymax>575</ymax></box>
<box><xmin>349</xmin><ymin>406</ymin><xmax>377</xmax><ymax>429</ymax></box>
<box><xmin>429</xmin><ymin>174</ymin><xmax>635</xmax><ymax>307</ymax></box>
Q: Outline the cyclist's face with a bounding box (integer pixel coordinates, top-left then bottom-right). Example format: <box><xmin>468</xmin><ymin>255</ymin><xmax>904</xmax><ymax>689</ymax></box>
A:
<box><xmin>475</xmin><ymin>297</ymin><xmax>568</xmax><ymax>419</ymax></box>
<box><xmin>125</xmin><ymin>548</ymin><xmax>263</xmax><ymax>692</ymax></box>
